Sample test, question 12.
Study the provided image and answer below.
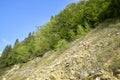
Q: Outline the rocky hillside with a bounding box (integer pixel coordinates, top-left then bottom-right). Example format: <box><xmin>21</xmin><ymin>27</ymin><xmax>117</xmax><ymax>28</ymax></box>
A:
<box><xmin>0</xmin><ymin>22</ymin><xmax>120</xmax><ymax>80</ymax></box>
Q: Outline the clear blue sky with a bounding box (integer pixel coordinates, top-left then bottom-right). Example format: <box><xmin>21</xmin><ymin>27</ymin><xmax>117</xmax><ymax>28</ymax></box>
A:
<box><xmin>0</xmin><ymin>0</ymin><xmax>79</xmax><ymax>53</ymax></box>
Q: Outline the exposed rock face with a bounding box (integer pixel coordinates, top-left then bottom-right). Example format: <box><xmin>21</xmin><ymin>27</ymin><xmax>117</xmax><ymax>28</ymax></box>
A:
<box><xmin>0</xmin><ymin>23</ymin><xmax>120</xmax><ymax>80</ymax></box>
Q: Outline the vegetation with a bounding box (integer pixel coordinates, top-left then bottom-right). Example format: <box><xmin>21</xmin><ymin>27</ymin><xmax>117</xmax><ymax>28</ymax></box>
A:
<box><xmin>0</xmin><ymin>0</ymin><xmax>120</xmax><ymax>73</ymax></box>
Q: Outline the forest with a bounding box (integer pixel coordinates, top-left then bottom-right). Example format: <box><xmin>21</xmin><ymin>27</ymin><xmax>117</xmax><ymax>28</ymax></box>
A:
<box><xmin>0</xmin><ymin>0</ymin><xmax>120</xmax><ymax>72</ymax></box>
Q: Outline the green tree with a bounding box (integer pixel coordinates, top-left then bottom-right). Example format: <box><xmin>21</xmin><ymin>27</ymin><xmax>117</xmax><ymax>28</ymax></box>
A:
<box><xmin>13</xmin><ymin>38</ymin><xmax>19</xmax><ymax>48</ymax></box>
<box><xmin>2</xmin><ymin>45</ymin><xmax>12</xmax><ymax>58</ymax></box>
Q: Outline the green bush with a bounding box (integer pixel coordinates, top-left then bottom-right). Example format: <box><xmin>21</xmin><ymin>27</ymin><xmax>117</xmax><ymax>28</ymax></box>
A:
<box><xmin>55</xmin><ymin>39</ymin><xmax>68</xmax><ymax>52</ymax></box>
<box><xmin>68</xmin><ymin>30</ymin><xmax>75</xmax><ymax>41</ymax></box>
<box><xmin>77</xmin><ymin>25</ymin><xmax>85</xmax><ymax>36</ymax></box>
<box><xmin>85</xmin><ymin>22</ymin><xmax>91</xmax><ymax>32</ymax></box>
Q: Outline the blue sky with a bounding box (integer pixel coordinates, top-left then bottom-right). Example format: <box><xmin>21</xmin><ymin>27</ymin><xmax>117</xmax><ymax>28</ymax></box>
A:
<box><xmin>0</xmin><ymin>0</ymin><xmax>79</xmax><ymax>53</ymax></box>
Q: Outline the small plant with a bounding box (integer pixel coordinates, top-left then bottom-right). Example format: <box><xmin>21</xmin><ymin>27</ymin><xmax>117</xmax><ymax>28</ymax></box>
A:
<box><xmin>85</xmin><ymin>22</ymin><xmax>91</xmax><ymax>32</ymax></box>
<box><xmin>77</xmin><ymin>25</ymin><xmax>85</xmax><ymax>36</ymax></box>
<box><xmin>55</xmin><ymin>39</ymin><xmax>68</xmax><ymax>52</ymax></box>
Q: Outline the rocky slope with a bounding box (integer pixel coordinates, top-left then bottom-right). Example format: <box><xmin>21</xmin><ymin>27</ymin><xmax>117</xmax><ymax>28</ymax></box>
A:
<box><xmin>0</xmin><ymin>22</ymin><xmax>120</xmax><ymax>80</ymax></box>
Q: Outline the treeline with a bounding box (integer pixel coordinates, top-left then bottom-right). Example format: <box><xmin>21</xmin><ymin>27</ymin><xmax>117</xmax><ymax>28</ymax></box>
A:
<box><xmin>0</xmin><ymin>0</ymin><xmax>120</xmax><ymax>70</ymax></box>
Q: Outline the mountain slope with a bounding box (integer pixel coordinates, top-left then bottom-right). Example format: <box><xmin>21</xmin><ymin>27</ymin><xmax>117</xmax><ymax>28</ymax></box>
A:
<box><xmin>0</xmin><ymin>21</ymin><xmax>120</xmax><ymax>80</ymax></box>
<box><xmin>1</xmin><ymin>0</ymin><xmax>120</xmax><ymax>72</ymax></box>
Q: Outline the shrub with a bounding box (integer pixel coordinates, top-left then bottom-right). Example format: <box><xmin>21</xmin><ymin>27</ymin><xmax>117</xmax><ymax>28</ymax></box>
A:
<box><xmin>55</xmin><ymin>39</ymin><xmax>68</xmax><ymax>52</ymax></box>
<box><xmin>77</xmin><ymin>25</ymin><xmax>85</xmax><ymax>36</ymax></box>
